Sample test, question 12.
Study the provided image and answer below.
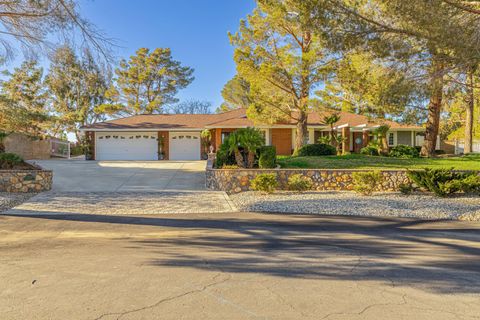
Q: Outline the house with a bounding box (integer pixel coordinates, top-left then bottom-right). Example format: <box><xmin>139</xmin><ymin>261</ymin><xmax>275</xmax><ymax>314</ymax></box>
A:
<box><xmin>80</xmin><ymin>108</ymin><xmax>425</xmax><ymax>161</ymax></box>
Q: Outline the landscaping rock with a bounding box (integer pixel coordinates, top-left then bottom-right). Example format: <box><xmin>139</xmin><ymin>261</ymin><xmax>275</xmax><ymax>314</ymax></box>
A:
<box><xmin>230</xmin><ymin>191</ymin><xmax>480</xmax><ymax>221</ymax></box>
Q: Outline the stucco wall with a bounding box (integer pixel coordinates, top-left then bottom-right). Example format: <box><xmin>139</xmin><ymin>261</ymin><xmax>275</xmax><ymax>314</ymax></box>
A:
<box><xmin>397</xmin><ymin>131</ymin><xmax>413</xmax><ymax>146</ymax></box>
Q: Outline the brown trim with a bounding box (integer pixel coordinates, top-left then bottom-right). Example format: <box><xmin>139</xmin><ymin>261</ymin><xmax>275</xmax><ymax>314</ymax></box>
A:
<box><xmin>158</xmin><ymin>131</ymin><xmax>169</xmax><ymax>160</ymax></box>
<box><xmin>214</xmin><ymin>129</ymin><xmax>222</xmax><ymax>152</ymax></box>
<box><xmin>85</xmin><ymin>131</ymin><xmax>95</xmax><ymax>160</ymax></box>
<box><xmin>342</xmin><ymin>127</ymin><xmax>350</xmax><ymax>153</ymax></box>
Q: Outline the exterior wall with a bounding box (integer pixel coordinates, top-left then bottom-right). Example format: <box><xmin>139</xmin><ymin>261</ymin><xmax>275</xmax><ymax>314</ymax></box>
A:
<box><xmin>440</xmin><ymin>140</ymin><xmax>456</xmax><ymax>154</ymax></box>
<box><xmin>206</xmin><ymin>166</ymin><xmax>411</xmax><ymax>194</ymax></box>
<box><xmin>397</xmin><ymin>131</ymin><xmax>413</xmax><ymax>146</ymax></box>
<box><xmin>271</xmin><ymin>128</ymin><xmax>292</xmax><ymax>155</ymax></box>
<box><xmin>0</xmin><ymin>168</ymin><xmax>52</xmax><ymax>192</ymax></box>
<box><xmin>4</xmin><ymin>133</ymin><xmax>51</xmax><ymax>160</ymax></box>
<box><xmin>85</xmin><ymin>131</ymin><xmax>95</xmax><ymax>160</ymax></box>
<box><xmin>213</xmin><ymin>128</ymin><xmax>238</xmax><ymax>152</ymax></box>
<box><xmin>158</xmin><ymin>131</ymin><xmax>169</xmax><ymax>160</ymax></box>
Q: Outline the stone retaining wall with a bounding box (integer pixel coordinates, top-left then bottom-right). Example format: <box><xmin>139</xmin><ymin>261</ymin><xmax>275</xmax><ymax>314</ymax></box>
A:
<box><xmin>0</xmin><ymin>167</ymin><xmax>53</xmax><ymax>193</ymax></box>
<box><xmin>206</xmin><ymin>166</ymin><xmax>410</xmax><ymax>193</ymax></box>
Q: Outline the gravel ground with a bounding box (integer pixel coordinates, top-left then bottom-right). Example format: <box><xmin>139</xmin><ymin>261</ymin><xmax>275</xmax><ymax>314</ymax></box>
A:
<box><xmin>230</xmin><ymin>191</ymin><xmax>480</xmax><ymax>221</ymax></box>
<box><xmin>0</xmin><ymin>193</ymin><xmax>37</xmax><ymax>213</ymax></box>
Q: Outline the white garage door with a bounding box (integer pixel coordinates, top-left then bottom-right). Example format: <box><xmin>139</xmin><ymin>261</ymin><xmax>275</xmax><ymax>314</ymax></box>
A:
<box><xmin>169</xmin><ymin>132</ymin><xmax>201</xmax><ymax>160</ymax></box>
<box><xmin>96</xmin><ymin>132</ymin><xmax>158</xmax><ymax>160</ymax></box>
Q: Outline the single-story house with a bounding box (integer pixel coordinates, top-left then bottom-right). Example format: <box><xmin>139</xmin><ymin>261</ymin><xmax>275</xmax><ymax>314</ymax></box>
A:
<box><xmin>80</xmin><ymin>108</ymin><xmax>426</xmax><ymax>161</ymax></box>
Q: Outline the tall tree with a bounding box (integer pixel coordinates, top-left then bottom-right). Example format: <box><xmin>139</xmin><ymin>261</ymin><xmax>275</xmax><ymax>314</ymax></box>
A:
<box><xmin>169</xmin><ymin>99</ymin><xmax>212</xmax><ymax>114</ymax></box>
<box><xmin>218</xmin><ymin>75</ymin><xmax>251</xmax><ymax>112</ymax></box>
<box><xmin>101</xmin><ymin>48</ymin><xmax>194</xmax><ymax>115</ymax></box>
<box><xmin>0</xmin><ymin>61</ymin><xmax>50</xmax><ymax>136</ymax></box>
<box><xmin>0</xmin><ymin>0</ymin><xmax>114</xmax><ymax>62</ymax></box>
<box><xmin>308</xmin><ymin>0</ymin><xmax>480</xmax><ymax>156</ymax></box>
<box><xmin>319</xmin><ymin>52</ymin><xmax>423</xmax><ymax>122</ymax></box>
<box><xmin>46</xmin><ymin>46</ymin><xmax>110</xmax><ymax>141</ymax></box>
<box><xmin>230</xmin><ymin>0</ymin><xmax>335</xmax><ymax>154</ymax></box>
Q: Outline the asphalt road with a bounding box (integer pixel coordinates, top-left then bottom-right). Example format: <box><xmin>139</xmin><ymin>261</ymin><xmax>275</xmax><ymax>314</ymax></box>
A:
<box><xmin>1</xmin><ymin>212</ymin><xmax>479</xmax><ymax>320</ymax></box>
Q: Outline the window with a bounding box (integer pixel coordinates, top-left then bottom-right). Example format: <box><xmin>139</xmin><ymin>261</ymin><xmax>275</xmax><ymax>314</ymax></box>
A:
<box><xmin>388</xmin><ymin>132</ymin><xmax>395</xmax><ymax>146</ymax></box>
<box><xmin>221</xmin><ymin>132</ymin><xmax>231</xmax><ymax>143</ymax></box>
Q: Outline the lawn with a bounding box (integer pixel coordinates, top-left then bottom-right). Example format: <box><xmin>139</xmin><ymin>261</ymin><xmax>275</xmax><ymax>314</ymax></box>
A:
<box><xmin>277</xmin><ymin>153</ymin><xmax>480</xmax><ymax>170</ymax></box>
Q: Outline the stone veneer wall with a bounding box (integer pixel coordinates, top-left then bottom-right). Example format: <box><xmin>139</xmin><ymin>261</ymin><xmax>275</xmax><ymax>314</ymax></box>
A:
<box><xmin>0</xmin><ymin>168</ymin><xmax>53</xmax><ymax>192</ymax></box>
<box><xmin>205</xmin><ymin>157</ymin><xmax>410</xmax><ymax>193</ymax></box>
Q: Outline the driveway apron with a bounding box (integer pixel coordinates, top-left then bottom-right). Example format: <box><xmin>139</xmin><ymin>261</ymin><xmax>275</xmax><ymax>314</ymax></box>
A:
<box><xmin>7</xmin><ymin>160</ymin><xmax>236</xmax><ymax>215</ymax></box>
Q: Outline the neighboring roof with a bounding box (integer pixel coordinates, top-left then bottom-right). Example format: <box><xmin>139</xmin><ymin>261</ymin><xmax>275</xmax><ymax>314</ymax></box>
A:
<box><xmin>81</xmin><ymin>108</ymin><xmax>422</xmax><ymax>131</ymax></box>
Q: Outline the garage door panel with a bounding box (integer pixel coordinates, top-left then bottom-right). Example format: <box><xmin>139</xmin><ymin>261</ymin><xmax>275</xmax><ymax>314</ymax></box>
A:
<box><xmin>96</xmin><ymin>132</ymin><xmax>158</xmax><ymax>161</ymax></box>
<box><xmin>169</xmin><ymin>132</ymin><xmax>201</xmax><ymax>160</ymax></box>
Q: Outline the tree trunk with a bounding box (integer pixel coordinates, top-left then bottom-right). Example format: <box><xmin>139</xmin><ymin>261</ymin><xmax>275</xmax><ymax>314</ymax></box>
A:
<box><xmin>246</xmin><ymin>151</ymin><xmax>255</xmax><ymax>168</ymax></box>
<box><xmin>421</xmin><ymin>58</ymin><xmax>444</xmax><ymax>157</ymax></box>
<box><xmin>464</xmin><ymin>67</ymin><xmax>475</xmax><ymax>154</ymax></box>
<box><xmin>330</xmin><ymin>125</ymin><xmax>337</xmax><ymax>148</ymax></box>
<box><xmin>293</xmin><ymin>110</ymin><xmax>308</xmax><ymax>155</ymax></box>
<box><xmin>234</xmin><ymin>150</ymin><xmax>245</xmax><ymax>168</ymax></box>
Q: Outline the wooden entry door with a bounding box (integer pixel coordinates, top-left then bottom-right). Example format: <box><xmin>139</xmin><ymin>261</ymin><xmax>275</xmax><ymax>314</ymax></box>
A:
<box><xmin>352</xmin><ymin>132</ymin><xmax>364</xmax><ymax>153</ymax></box>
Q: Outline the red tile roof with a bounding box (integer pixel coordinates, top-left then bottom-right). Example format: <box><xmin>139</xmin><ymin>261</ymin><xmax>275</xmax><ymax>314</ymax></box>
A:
<box><xmin>81</xmin><ymin>108</ymin><xmax>421</xmax><ymax>130</ymax></box>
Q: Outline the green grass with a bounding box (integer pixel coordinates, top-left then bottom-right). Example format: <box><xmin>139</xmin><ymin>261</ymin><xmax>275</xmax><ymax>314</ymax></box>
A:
<box><xmin>277</xmin><ymin>153</ymin><xmax>480</xmax><ymax>170</ymax></box>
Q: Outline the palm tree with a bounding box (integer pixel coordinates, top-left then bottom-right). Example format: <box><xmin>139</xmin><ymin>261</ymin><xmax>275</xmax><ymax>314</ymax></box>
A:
<box><xmin>373</xmin><ymin>125</ymin><xmax>390</xmax><ymax>155</ymax></box>
<box><xmin>323</xmin><ymin>113</ymin><xmax>341</xmax><ymax>147</ymax></box>
<box><xmin>200</xmin><ymin>129</ymin><xmax>212</xmax><ymax>158</ymax></box>
<box><xmin>237</xmin><ymin>127</ymin><xmax>265</xmax><ymax>168</ymax></box>
<box><xmin>226</xmin><ymin>131</ymin><xmax>245</xmax><ymax>168</ymax></box>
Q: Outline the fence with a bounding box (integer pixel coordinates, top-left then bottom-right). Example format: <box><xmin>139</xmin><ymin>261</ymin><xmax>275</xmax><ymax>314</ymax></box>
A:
<box><xmin>455</xmin><ymin>140</ymin><xmax>480</xmax><ymax>154</ymax></box>
<box><xmin>50</xmin><ymin>139</ymin><xmax>70</xmax><ymax>158</ymax></box>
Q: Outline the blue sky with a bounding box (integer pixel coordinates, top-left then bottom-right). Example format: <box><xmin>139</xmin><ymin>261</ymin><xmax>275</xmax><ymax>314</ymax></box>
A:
<box><xmin>79</xmin><ymin>0</ymin><xmax>256</xmax><ymax>110</ymax></box>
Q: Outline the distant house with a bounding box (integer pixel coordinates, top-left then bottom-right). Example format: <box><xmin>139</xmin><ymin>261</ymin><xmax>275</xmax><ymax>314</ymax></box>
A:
<box><xmin>80</xmin><ymin>108</ymin><xmax>425</xmax><ymax>161</ymax></box>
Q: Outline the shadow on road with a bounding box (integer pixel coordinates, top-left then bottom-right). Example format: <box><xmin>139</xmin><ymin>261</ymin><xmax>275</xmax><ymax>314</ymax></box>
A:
<box><xmin>4</xmin><ymin>211</ymin><xmax>480</xmax><ymax>295</ymax></box>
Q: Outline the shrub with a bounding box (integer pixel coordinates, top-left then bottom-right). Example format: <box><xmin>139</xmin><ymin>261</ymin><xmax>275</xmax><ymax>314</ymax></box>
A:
<box><xmin>398</xmin><ymin>183</ymin><xmax>414</xmax><ymax>195</ymax></box>
<box><xmin>215</xmin><ymin>136</ymin><xmax>236</xmax><ymax>168</ymax></box>
<box><xmin>459</xmin><ymin>174</ymin><xmax>480</xmax><ymax>194</ymax></box>
<box><xmin>407</xmin><ymin>168</ymin><xmax>478</xmax><ymax>197</ymax></box>
<box><xmin>250</xmin><ymin>173</ymin><xmax>278</xmax><ymax>193</ymax></box>
<box><xmin>297</xmin><ymin>143</ymin><xmax>336</xmax><ymax>157</ymax></box>
<box><xmin>287</xmin><ymin>174</ymin><xmax>313</xmax><ymax>191</ymax></box>
<box><xmin>0</xmin><ymin>153</ymin><xmax>23</xmax><ymax>169</ymax></box>
<box><xmin>389</xmin><ymin>145</ymin><xmax>419</xmax><ymax>158</ymax></box>
<box><xmin>221</xmin><ymin>164</ymin><xmax>239</xmax><ymax>169</ymax></box>
<box><xmin>352</xmin><ymin>171</ymin><xmax>383</xmax><ymax>196</ymax></box>
<box><xmin>360</xmin><ymin>144</ymin><xmax>380</xmax><ymax>156</ymax></box>
<box><xmin>258</xmin><ymin>146</ymin><xmax>276</xmax><ymax>169</ymax></box>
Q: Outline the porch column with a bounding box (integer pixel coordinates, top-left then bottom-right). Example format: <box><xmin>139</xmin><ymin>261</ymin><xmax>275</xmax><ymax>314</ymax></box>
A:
<box><xmin>342</xmin><ymin>127</ymin><xmax>350</xmax><ymax>154</ymax></box>
<box><xmin>214</xmin><ymin>129</ymin><xmax>222</xmax><ymax>152</ymax></box>
<box><xmin>308</xmin><ymin>128</ymin><xmax>315</xmax><ymax>144</ymax></box>
<box><xmin>265</xmin><ymin>128</ymin><xmax>271</xmax><ymax>146</ymax></box>
<box><xmin>362</xmin><ymin>130</ymin><xmax>370</xmax><ymax>147</ymax></box>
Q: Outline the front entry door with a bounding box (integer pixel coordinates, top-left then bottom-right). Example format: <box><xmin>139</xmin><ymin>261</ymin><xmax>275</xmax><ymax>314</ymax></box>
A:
<box><xmin>353</xmin><ymin>132</ymin><xmax>363</xmax><ymax>153</ymax></box>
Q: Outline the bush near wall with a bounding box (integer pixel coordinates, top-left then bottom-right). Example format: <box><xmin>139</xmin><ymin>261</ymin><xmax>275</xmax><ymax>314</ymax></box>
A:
<box><xmin>258</xmin><ymin>146</ymin><xmax>276</xmax><ymax>168</ymax></box>
<box><xmin>297</xmin><ymin>144</ymin><xmax>336</xmax><ymax>157</ymax></box>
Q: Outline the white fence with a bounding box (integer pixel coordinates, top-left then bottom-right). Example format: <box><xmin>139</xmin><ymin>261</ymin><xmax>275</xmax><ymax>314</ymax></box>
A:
<box><xmin>454</xmin><ymin>140</ymin><xmax>480</xmax><ymax>154</ymax></box>
<box><xmin>50</xmin><ymin>139</ymin><xmax>70</xmax><ymax>158</ymax></box>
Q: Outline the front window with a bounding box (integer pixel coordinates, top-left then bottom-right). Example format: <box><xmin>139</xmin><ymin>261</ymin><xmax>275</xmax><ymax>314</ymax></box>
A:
<box><xmin>221</xmin><ymin>132</ymin><xmax>231</xmax><ymax>143</ymax></box>
<box><xmin>388</xmin><ymin>132</ymin><xmax>395</xmax><ymax>146</ymax></box>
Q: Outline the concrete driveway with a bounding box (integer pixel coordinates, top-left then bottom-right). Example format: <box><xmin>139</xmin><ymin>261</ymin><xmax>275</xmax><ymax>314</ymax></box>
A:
<box><xmin>1</xmin><ymin>212</ymin><xmax>479</xmax><ymax>320</ymax></box>
<box><xmin>20</xmin><ymin>160</ymin><xmax>237</xmax><ymax>214</ymax></box>
<box><xmin>34</xmin><ymin>160</ymin><xmax>207</xmax><ymax>192</ymax></box>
